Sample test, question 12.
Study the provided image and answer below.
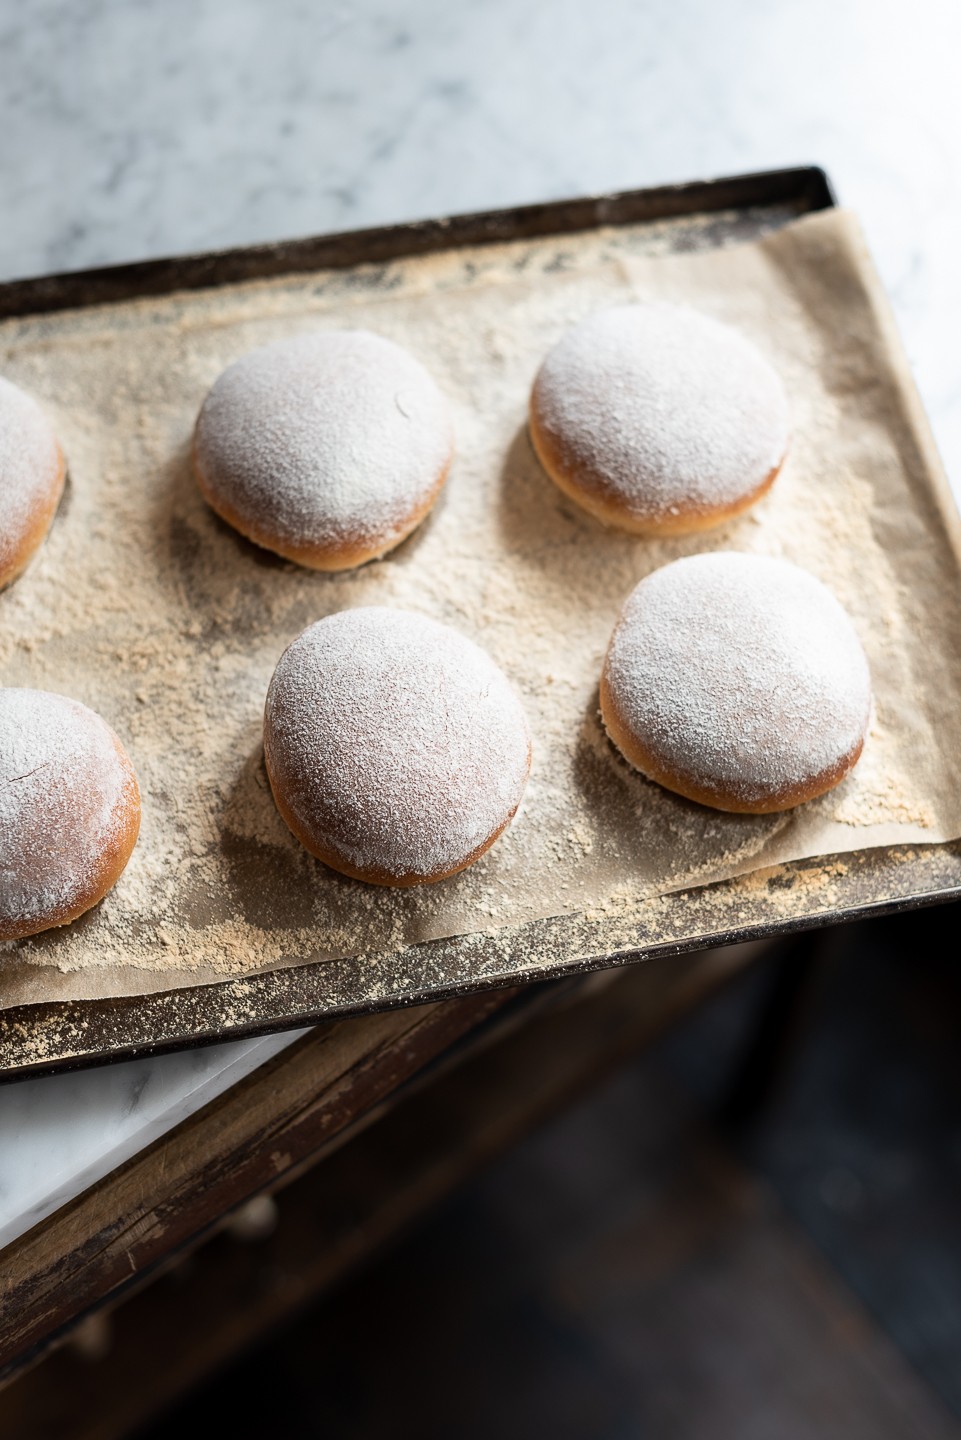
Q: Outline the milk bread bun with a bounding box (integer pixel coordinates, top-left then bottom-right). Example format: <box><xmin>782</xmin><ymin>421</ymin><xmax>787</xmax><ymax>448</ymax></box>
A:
<box><xmin>530</xmin><ymin>303</ymin><xmax>788</xmax><ymax>535</ymax></box>
<box><xmin>193</xmin><ymin>331</ymin><xmax>454</xmax><ymax>570</ymax></box>
<box><xmin>0</xmin><ymin>689</ymin><xmax>141</xmax><ymax>940</ymax></box>
<box><xmin>600</xmin><ymin>553</ymin><xmax>872</xmax><ymax>814</ymax></box>
<box><xmin>0</xmin><ymin>376</ymin><xmax>65</xmax><ymax>590</ymax></box>
<box><xmin>264</xmin><ymin>608</ymin><xmax>531</xmax><ymax>884</ymax></box>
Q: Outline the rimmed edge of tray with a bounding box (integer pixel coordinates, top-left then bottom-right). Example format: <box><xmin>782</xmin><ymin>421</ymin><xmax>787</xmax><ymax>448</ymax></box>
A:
<box><xmin>0</xmin><ymin>166</ymin><xmax>835</xmax><ymax>319</ymax></box>
<box><xmin>1</xmin><ymin>837</ymin><xmax>958</xmax><ymax>1081</ymax></box>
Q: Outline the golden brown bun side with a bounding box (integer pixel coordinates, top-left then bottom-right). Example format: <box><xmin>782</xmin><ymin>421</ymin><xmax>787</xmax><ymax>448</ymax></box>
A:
<box><xmin>528</xmin><ymin>403</ymin><xmax>782</xmax><ymax>538</ymax></box>
<box><xmin>264</xmin><ymin>739</ymin><xmax>531</xmax><ymax>887</ymax></box>
<box><xmin>0</xmin><ymin>443</ymin><xmax>67</xmax><ymax>591</ymax></box>
<box><xmin>0</xmin><ymin>730</ymin><xmax>141</xmax><ymax>941</ymax></box>
<box><xmin>599</xmin><ymin>670</ymin><xmax>864</xmax><ymax>816</ymax></box>
<box><xmin>193</xmin><ymin>437</ymin><xmax>452</xmax><ymax>572</ymax></box>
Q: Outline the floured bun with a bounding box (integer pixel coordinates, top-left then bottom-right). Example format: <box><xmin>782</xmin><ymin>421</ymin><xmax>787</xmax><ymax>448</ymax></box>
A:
<box><xmin>264</xmin><ymin>607</ymin><xmax>531</xmax><ymax>884</ymax></box>
<box><xmin>193</xmin><ymin>331</ymin><xmax>454</xmax><ymax>570</ymax></box>
<box><xmin>530</xmin><ymin>303</ymin><xmax>788</xmax><ymax>535</ymax></box>
<box><xmin>600</xmin><ymin>553</ymin><xmax>872</xmax><ymax>814</ymax></box>
<box><xmin>0</xmin><ymin>376</ymin><xmax>65</xmax><ymax>590</ymax></box>
<box><xmin>0</xmin><ymin>689</ymin><xmax>141</xmax><ymax>940</ymax></box>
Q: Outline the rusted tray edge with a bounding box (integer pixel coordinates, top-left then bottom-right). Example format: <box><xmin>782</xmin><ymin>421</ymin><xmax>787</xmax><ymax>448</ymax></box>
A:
<box><xmin>0</xmin><ymin>166</ymin><xmax>835</xmax><ymax>320</ymax></box>
<box><xmin>3</xmin><ymin>841</ymin><xmax>959</xmax><ymax>1082</ymax></box>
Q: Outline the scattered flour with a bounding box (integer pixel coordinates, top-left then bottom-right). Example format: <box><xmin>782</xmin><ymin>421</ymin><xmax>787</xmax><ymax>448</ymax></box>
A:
<box><xmin>0</xmin><ymin>207</ymin><xmax>954</xmax><ymax>1008</ymax></box>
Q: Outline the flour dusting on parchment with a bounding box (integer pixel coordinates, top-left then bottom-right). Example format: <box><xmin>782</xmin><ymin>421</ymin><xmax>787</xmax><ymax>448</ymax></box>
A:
<box><xmin>0</xmin><ymin>206</ymin><xmax>958</xmax><ymax>1008</ymax></box>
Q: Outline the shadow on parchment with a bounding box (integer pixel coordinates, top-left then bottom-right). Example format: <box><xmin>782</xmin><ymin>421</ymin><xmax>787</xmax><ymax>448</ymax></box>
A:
<box><xmin>0</xmin><ymin>464</ymin><xmax>75</xmax><ymax>598</ymax></box>
<box><xmin>217</xmin><ymin>745</ymin><xmax>332</xmax><ymax>934</ymax></box>
<box><xmin>216</xmin><ymin>745</ymin><xmax>451</xmax><ymax>949</ymax></box>
<box><xmin>496</xmin><ymin>422</ymin><xmax>609</xmax><ymax>558</ymax></box>
<box><xmin>570</xmin><ymin>685</ymin><xmax>783</xmax><ymax>889</ymax></box>
<box><xmin>156</xmin><ymin>440</ymin><xmax>450</xmax><ymax>649</ymax></box>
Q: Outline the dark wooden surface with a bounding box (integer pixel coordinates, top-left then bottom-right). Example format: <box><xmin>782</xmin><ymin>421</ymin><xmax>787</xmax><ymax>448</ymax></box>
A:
<box><xmin>127</xmin><ymin>922</ymin><xmax>961</xmax><ymax>1440</ymax></box>
<box><xmin>0</xmin><ymin>940</ymin><xmax>765</xmax><ymax>1407</ymax></box>
<box><xmin>0</xmin><ymin>985</ymin><xmax>519</xmax><ymax>1386</ymax></box>
<box><xmin>4</xmin><ymin>930</ymin><xmax>959</xmax><ymax>1440</ymax></box>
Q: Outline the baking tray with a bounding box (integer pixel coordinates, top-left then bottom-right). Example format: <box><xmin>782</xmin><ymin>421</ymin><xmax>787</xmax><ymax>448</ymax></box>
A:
<box><xmin>2</xmin><ymin>166</ymin><xmax>959</xmax><ymax>1081</ymax></box>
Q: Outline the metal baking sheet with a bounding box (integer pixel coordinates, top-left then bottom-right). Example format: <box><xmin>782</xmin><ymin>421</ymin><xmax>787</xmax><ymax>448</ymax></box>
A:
<box><xmin>3</xmin><ymin>166</ymin><xmax>959</xmax><ymax>1081</ymax></box>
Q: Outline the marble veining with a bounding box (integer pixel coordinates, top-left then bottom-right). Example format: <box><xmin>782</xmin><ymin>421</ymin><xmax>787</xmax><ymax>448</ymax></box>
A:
<box><xmin>1</xmin><ymin>0</ymin><xmax>960</xmax><ymax>1254</ymax></box>
<box><xmin>0</xmin><ymin>1031</ymin><xmax>305</xmax><ymax>1251</ymax></box>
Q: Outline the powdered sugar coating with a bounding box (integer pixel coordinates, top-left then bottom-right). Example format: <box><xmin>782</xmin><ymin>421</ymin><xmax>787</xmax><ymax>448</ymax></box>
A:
<box><xmin>0</xmin><ymin>689</ymin><xmax>140</xmax><ymax>938</ymax></box>
<box><xmin>531</xmin><ymin>303</ymin><xmax>789</xmax><ymax>528</ymax></box>
<box><xmin>602</xmin><ymin>553</ymin><xmax>872</xmax><ymax>811</ymax></box>
<box><xmin>193</xmin><ymin>330</ymin><xmax>454</xmax><ymax>566</ymax></box>
<box><xmin>264</xmin><ymin>608</ymin><xmax>531</xmax><ymax>883</ymax></box>
<box><xmin>0</xmin><ymin>376</ymin><xmax>63</xmax><ymax>586</ymax></box>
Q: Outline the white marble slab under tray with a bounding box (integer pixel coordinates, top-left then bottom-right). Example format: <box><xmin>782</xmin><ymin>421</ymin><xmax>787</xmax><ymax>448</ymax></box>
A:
<box><xmin>0</xmin><ymin>1031</ymin><xmax>305</xmax><ymax>1252</ymax></box>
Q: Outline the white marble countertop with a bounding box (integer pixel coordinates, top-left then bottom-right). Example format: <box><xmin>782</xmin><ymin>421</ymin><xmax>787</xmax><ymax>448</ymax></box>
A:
<box><xmin>2</xmin><ymin>0</ymin><xmax>960</xmax><ymax>1255</ymax></box>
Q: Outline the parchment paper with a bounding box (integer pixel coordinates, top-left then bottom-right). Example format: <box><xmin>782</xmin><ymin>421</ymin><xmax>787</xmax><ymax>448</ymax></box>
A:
<box><xmin>2</xmin><ymin>206</ymin><xmax>960</xmax><ymax>1009</ymax></box>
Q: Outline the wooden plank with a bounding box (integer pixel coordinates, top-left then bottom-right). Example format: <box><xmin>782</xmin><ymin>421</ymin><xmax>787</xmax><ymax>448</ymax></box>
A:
<box><xmin>0</xmin><ymin>985</ymin><xmax>520</xmax><ymax>1384</ymax></box>
<box><xmin>0</xmin><ymin>943</ymin><xmax>761</xmax><ymax>1439</ymax></box>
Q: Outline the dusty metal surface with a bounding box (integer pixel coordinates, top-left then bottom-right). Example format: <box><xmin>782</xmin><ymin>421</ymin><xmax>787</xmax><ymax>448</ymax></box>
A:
<box><xmin>3</xmin><ymin>837</ymin><xmax>959</xmax><ymax>1080</ymax></box>
<box><xmin>5</xmin><ymin>165</ymin><xmax>958</xmax><ymax>1081</ymax></box>
<box><xmin>0</xmin><ymin>167</ymin><xmax>833</xmax><ymax>320</ymax></box>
